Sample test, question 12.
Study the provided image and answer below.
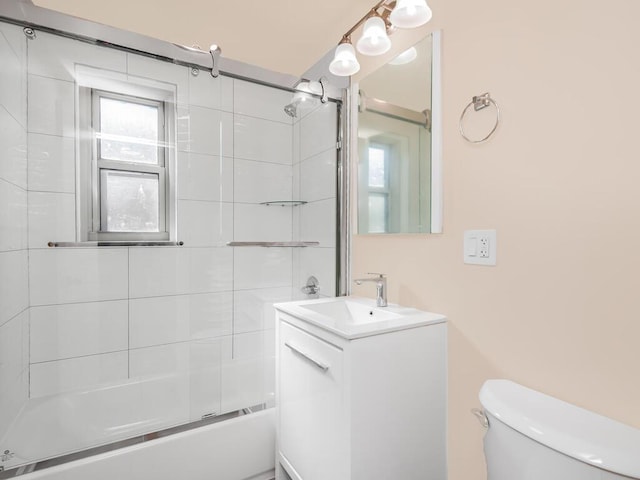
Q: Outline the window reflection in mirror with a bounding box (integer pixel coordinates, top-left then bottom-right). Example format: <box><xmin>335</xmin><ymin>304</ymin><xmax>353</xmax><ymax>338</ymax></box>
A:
<box><xmin>357</xmin><ymin>34</ymin><xmax>433</xmax><ymax>234</ymax></box>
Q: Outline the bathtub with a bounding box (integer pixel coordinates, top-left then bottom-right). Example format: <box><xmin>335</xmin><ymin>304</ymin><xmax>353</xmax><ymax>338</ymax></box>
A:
<box><xmin>14</xmin><ymin>407</ymin><xmax>275</xmax><ymax>480</ymax></box>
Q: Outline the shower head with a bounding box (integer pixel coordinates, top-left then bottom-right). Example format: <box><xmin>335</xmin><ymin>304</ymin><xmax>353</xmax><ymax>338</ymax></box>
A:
<box><xmin>284</xmin><ymin>102</ymin><xmax>298</xmax><ymax>118</ymax></box>
<box><xmin>283</xmin><ymin>90</ymin><xmax>322</xmax><ymax>119</ymax></box>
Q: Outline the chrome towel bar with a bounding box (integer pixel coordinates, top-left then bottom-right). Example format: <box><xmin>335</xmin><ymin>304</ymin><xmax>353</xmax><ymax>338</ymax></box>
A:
<box><xmin>48</xmin><ymin>241</ymin><xmax>184</xmax><ymax>247</ymax></box>
<box><xmin>226</xmin><ymin>241</ymin><xmax>319</xmax><ymax>247</ymax></box>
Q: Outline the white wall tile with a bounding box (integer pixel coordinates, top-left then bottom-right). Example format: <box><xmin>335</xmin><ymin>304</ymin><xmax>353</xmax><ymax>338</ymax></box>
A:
<box><xmin>189</xmin><ymin>338</ymin><xmax>223</xmax><ymax>420</ymax></box>
<box><xmin>220</xmin><ymin>333</ymin><xmax>269</xmax><ymax>413</ymax></box>
<box><xmin>29</xmin><ymin>248</ymin><xmax>128</xmax><ymax>306</ymax></box>
<box><xmin>129</xmin><ymin>247</ymin><xmax>232</xmax><ymax>298</ymax></box>
<box><xmin>0</xmin><ymin>250</ymin><xmax>28</xmax><ymax>327</ymax></box>
<box><xmin>234</xmin><ymin>159</ymin><xmax>292</xmax><ymax>204</ymax></box>
<box><xmin>234</xmin><ymin>115</ymin><xmax>292</xmax><ymax>164</ymax></box>
<box><xmin>129</xmin><ymin>339</ymin><xmax>223</xmax><ymax>421</ymax></box>
<box><xmin>28</xmin><ymin>31</ymin><xmax>127</xmax><ymax>83</ymax></box>
<box><xmin>300</xmin><ymin>199</ymin><xmax>336</xmax><ymax>248</ymax></box>
<box><xmin>188</xmin><ymin>106</ymin><xmax>233</xmax><ymax>156</ymax></box>
<box><xmin>177</xmin><ymin>105</ymin><xmax>190</xmax><ymax>152</ymax></box>
<box><xmin>127</xmin><ymin>54</ymin><xmax>188</xmax><ymax>105</ymax></box>
<box><xmin>28</xmin><ymin>133</ymin><xmax>75</xmax><ymax>193</ymax></box>
<box><xmin>28</xmin><ymin>191</ymin><xmax>75</xmax><ymax>248</ymax></box>
<box><xmin>293</xmin><ymin>120</ymin><xmax>300</xmax><ymax>165</ymax></box>
<box><xmin>292</xmin><ymin>159</ymin><xmax>300</xmax><ymax>207</ymax></box>
<box><xmin>178</xmin><ymin>200</ymin><xmax>233</xmax><ymax>247</ymax></box>
<box><xmin>298</xmin><ymin>247</ymin><xmax>336</xmax><ymax>298</ymax></box>
<box><xmin>300</xmin><ymin>148</ymin><xmax>337</xmax><ymax>202</ymax></box>
<box><xmin>230</xmin><ymin>331</ymin><xmax>264</xmax><ymax>360</ymax></box>
<box><xmin>0</xmin><ymin>22</ymin><xmax>25</xmax><ymax>62</ymax></box>
<box><xmin>189</xmin><ymin>72</ymin><xmax>233</xmax><ymax>112</ymax></box>
<box><xmin>30</xmin><ymin>301</ymin><xmax>128</xmax><ymax>363</ymax></box>
<box><xmin>233</xmin><ymin>79</ymin><xmax>293</xmax><ymax>124</ymax></box>
<box><xmin>0</xmin><ymin>312</ymin><xmax>26</xmax><ymax>383</ymax></box>
<box><xmin>28</xmin><ymin>75</ymin><xmax>74</xmax><ymax>137</ymax></box>
<box><xmin>30</xmin><ymin>351</ymin><xmax>128</xmax><ymax>398</ymax></box>
<box><xmin>130</xmin><ymin>342</ymin><xmax>189</xmax><ymax>378</ymax></box>
<box><xmin>0</xmin><ymin>310</ymin><xmax>28</xmax><ymax>438</ymax></box>
<box><xmin>234</xmin><ymin>203</ymin><xmax>292</xmax><ymax>243</ymax></box>
<box><xmin>300</xmin><ymin>102</ymin><xmax>337</xmax><ymax>160</ymax></box>
<box><xmin>0</xmin><ymin>107</ymin><xmax>27</xmax><ymax>189</ymax></box>
<box><xmin>263</xmin><ymin>354</ymin><xmax>276</xmax><ymax>408</ymax></box>
<box><xmin>130</xmin><ymin>292</ymin><xmax>232</xmax><ymax>349</ymax></box>
<box><xmin>21</xmin><ymin>309</ymin><xmax>29</xmax><ymax>375</ymax></box>
<box><xmin>0</xmin><ymin>32</ymin><xmax>25</xmax><ymax>127</ymax></box>
<box><xmin>233</xmin><ymin>247</ymin><xmax>292</xmax><ymax>290</ymax></box>
<box><xmin>0</xmin><ymin>178</ymin><xmax>27</xmax><ymax>252</ymax></box>
<box><xmin>233</xmin><ymin>287</ymin><xmax>292</xmax><ymax>334</ymax></box>
<box><xmin>177</xmin><ymin>154</ymin><xmax>233</xmax><ymax>202</ymax></box>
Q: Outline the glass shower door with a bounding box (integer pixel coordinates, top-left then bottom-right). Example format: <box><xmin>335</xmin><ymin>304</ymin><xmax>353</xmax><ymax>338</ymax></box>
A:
<box><xmin>0</xmin><ymin>16</ymin><xmax>340</xmax><ymax>472</ymax></box>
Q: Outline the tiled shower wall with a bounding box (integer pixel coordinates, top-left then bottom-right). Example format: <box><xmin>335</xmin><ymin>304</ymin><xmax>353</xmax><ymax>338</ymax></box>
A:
<box><xmin>0</xmin><ymin>21</ymin><xmax>339</xmax><ymax>458</ymax></box>
<box><xmin>0</xmin><ymin>23</ymin><xmax>29</xmax><ymax>439</ymax></box>
<box><xmin>294</xmin><ymin>103</ymin><xmax>338</xmax><ymax>297</ymax></box>
<box><xmin>21</xmin><ymin>28</ymin><xmax>335</xmax><ymax>422</ymax></box>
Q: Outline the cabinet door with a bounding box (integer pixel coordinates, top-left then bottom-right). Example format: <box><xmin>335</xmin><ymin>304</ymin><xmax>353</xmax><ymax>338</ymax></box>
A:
<box><xmin>279</xmin><ymin>321</ymin><xmax>347</xmax><ymax>480</ymax></box>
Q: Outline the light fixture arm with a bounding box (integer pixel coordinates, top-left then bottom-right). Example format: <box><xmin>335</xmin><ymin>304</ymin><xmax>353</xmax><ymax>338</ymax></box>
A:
<box><xmin>341</xmin><ymin>0</ymin><xmax>395</xmax><ymax>41</ymax></box>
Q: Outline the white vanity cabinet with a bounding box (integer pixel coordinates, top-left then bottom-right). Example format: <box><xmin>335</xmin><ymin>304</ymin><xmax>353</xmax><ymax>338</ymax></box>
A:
<box><xmin>274</xmin><ymin>297</ymin><xmax>447</xmax><ymax>480</ymax></box>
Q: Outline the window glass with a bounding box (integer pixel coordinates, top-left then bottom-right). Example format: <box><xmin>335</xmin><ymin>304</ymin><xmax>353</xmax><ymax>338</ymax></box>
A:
<box><xmin>99</xmin><ymin>97</ymin><xmax>160</xmax><ymax>164</ymax></box>
<box><xmin>368</xmin><ymin>193</ymin><xmax>387</xmax><ymax>233</ymax></box>
<box><xmin>100</xmin><ymin>170</ymin><xmax>159</xmax><ymax>232</ymax></box>
<box><xmin>368</xmin><ymin>146</ymin><xmax>386</xmax><ymax>188</ymax></box>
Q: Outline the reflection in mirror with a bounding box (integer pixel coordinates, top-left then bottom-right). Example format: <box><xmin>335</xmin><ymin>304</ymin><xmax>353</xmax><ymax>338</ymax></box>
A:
<box><xmin>357</xmin><ymin>34</ymin><xmax>438</xmax><ymax>234</ymax></box>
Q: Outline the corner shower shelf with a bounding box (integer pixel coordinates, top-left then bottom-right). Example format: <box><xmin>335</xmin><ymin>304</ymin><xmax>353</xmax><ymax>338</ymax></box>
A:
<box><xmin>260</xmin><ymin>201</ymin><xmax>307</xmax><ymax>207</ymax></box>
<box><xmin>227</xmin><ymin>241</ymin><xmax>319</xmax><ymax>248</ymax></box>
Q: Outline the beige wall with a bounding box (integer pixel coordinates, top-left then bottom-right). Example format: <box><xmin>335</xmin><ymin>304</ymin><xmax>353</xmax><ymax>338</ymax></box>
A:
<box><xmin>352</xmin><ymin>0</ymin><xmax>640</xmax><ymax>479</ymax></box>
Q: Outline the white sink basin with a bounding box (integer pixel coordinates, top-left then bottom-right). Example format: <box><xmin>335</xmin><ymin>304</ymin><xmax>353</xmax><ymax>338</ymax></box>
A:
<box><xmin>301</xmin><ymin>299</ymin><xmax>402</xmax><ymax>323</ymax></box>
<box><xmin>274</xmin><ymin>296</ymin><xmax>445</xmax><ymax>339</ymax></box>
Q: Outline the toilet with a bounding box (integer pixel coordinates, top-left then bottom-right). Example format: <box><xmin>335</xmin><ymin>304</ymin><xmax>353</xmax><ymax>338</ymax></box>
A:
<box><xmin>478</xmin><ymin>379</ymin><xmax>640</xmax><ymax>480</ymax></box>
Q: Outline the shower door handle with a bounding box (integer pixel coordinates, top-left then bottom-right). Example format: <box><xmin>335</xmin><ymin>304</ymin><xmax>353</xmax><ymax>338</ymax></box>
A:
<box><xmin>284</xmin><ymin>342</ymin><xmax>330</xmax><ymax>372</ymax></box>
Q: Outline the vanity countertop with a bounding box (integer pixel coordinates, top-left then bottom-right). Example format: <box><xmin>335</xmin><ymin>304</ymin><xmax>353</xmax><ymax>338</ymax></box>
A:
<box><xmin>274</xmin><ymin>296</ymin><xmax>446</xmax><ymax>340</ymax></box>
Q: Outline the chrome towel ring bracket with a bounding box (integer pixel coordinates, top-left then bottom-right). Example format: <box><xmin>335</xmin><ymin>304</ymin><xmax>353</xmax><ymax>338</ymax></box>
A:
<box><xmin>459</xmin><ymin>92</ymin><xmax>500</xmax><ymax>144</ymax></box>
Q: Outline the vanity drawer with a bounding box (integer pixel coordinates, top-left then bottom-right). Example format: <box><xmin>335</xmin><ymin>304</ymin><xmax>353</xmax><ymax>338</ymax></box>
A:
<box><xmin>278</xmin><ymin>321</ymin><xmax>347</xmax><ymax>480</ymax></box>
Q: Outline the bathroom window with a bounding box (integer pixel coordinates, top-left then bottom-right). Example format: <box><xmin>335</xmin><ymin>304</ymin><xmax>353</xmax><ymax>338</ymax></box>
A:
<box><xmin>367</xmin><ymin>144</ymin><xmax>390</xmax><ymax>233</ymax></box>
<box><xmin>77</xmin><ymin>77</ymin><xmax>176</xmax><ymax>242</ymax></box>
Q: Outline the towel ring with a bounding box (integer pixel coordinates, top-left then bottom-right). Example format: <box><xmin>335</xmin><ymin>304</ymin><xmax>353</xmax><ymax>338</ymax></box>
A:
<box><xmin>459</xmin><ymin>92</ymin><xmax>500</xmax><ymax>144</ymax></box>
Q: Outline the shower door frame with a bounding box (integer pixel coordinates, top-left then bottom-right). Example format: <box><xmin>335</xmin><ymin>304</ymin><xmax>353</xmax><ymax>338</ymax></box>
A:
<box><xmin>0</xmin><ymin>0</ymin><xmax>351</xmax><ymax>474</ymax></box>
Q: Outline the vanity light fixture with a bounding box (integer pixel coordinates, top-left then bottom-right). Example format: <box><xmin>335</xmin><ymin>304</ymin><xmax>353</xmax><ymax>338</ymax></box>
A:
<box><xmin>357</xmin><ymin>15</ymin><xmax>392</xmax><ymax>56</ymax></box>
<box><xmin>388</xmin><ymin>46</ymin><xmax>417</xmax><ymax>65</ymax></box>
<box><xmin>329</xmin><ymin>37</ymin><xmax>361</xmax><ymax>76</ymax></box>
<box><xmin>329</xmin><ymin>0</ymin><xmax>433</xmax><ymax>77</ymax></box>
<box><xmin>389</xmin><ymin>0</ymin><xmax>432</xmax><ymax>28</ymax></box>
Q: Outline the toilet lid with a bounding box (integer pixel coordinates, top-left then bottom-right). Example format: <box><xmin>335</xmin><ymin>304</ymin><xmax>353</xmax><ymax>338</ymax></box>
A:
<box><xmin>480</xmin><ymin>379</ymin><xmax>640</xmax><ymax>478</ymax></box>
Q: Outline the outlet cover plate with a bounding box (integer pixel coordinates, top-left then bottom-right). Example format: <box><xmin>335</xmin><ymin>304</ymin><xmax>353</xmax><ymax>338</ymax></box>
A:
<box><xmin>464</xmin><ymin>230</ymin><xmax>497</xmax><ymax>266</ymax></box>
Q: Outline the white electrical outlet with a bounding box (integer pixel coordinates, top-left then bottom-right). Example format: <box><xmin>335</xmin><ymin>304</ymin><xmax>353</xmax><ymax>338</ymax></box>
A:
<box><xmin>479</xmin><ymin>236</ymin><xmax>490</xmax><ymax>258</ymax></box>
<box><xmin>464</xmin><ymin>230</ymin><xmax>497</xmax><ymax>265</ymax></box>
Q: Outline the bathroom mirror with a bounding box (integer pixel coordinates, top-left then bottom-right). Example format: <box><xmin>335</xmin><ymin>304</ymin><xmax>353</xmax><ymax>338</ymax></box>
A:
<box><xmin>355</xmin><ymin>32</ymin><xmax>441</xmax><ymax>234</ymax></box>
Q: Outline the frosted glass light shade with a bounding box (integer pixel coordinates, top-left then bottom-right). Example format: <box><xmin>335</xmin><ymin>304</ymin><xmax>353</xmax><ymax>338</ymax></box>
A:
<box><xmin>356</xmin><ymin>16</ymin><xmax>391</xmax><ymax>56</ymax></box>
<box><xmin>389</xmin><ymin>46</ymin><xmax>418</xmax><ymax>65</ymax></box>
<box><xmin>390</xmin><ymin>0</ymin><xmax>432</xmax><ymax>28</ymax></box>
<box><xmin>329</xmin><ymin>42</ymin><xmax>360</xmax><ymax>76</ymax></box>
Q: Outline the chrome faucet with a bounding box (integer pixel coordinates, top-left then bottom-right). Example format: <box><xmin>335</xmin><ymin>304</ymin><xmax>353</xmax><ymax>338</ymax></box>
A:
<box><xmin>353</xmin><ymin>273</ymin><xmax>387</xmax><ymax>307</ymax></box>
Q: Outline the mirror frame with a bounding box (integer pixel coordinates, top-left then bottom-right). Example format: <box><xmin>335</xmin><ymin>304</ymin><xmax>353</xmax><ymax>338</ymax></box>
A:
<box><xmin>350</xmin><ymin>30</ymin><xmax>442</xmax><ymax>235</ymax></box>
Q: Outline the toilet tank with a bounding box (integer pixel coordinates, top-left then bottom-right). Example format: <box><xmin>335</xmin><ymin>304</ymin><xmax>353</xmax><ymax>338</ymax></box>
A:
<box><xmin>479</xmin><ymin>380</ymin><xmax>640</xmax><ymax>480</ymax></box>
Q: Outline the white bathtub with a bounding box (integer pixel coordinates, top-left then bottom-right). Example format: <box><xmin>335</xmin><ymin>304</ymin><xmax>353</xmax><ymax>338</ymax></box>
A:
<box><xmin>15</xmin><ymin>408</ymin><xmax>275</xmax><ymax>480</ymax></box>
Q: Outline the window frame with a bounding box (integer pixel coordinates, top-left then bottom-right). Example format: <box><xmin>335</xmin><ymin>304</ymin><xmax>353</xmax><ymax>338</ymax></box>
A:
<box><xmin>91</xmin><ymin>89</ymin><xmax>167</xmax><ymax>238</ymax></box>
<box><xmin>76</xmin><ymin>69</ymin><xmax>177</xmax><ymax>243</ymax></box>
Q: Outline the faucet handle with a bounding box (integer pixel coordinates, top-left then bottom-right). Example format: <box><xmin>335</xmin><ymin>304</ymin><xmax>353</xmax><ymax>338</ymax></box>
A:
<box><xmin>366</xmin><ymin>272</ymin><xmax>386</xmax><ymax>278</ymax></box>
